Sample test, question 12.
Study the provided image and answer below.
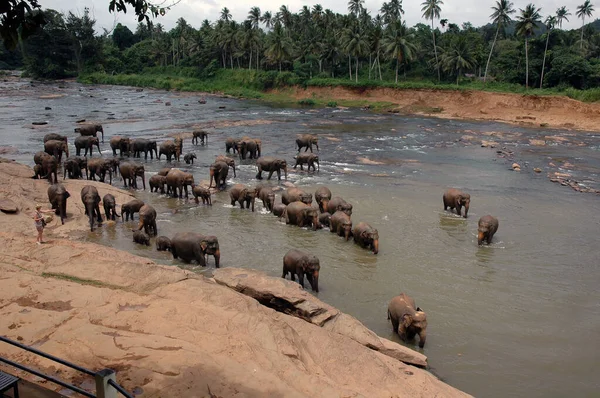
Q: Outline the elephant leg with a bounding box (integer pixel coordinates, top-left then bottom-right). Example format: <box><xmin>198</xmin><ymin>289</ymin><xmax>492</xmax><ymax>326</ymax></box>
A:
<box><xmin>267</xmin><ymin>170</ymin><xmax>274</xmax><ymax>180</ymax></box>
<box><xmin>390</xmin><ymin>316</ymin><xmax>399</xmax><ymax>333</ymax></box>
<box><xmin>297</xmin><ymin>271</ymin><xmax>305</xmax><ymax>288</ymax></box>
<box><xmin>406</xmin><ymin>329</ymin><xmax>417</xmax><ymax>341</ymax></box>
<box><xmin>96</xmin><ymin>206</ymin><xmax>103</xmax><ymax>223</ymax></box>
<box><xmin>456</xmin><ymin>204</ymin><xmax>462</xmax><ymax>216</ymax></box>
<box><xmin>276</xmin><ymin>169</ymin><xmax>281</xmax><ymax>180</ymax></box>
<box><xmin>282</xmin><ymin>269</ymin><xmax>288</xmax><ymax>279</ymax></box>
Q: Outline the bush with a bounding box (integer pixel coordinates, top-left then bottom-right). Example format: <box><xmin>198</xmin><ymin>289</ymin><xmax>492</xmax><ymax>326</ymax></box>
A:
<box><xmin>326</xmin><ymin>101</ymin><xmax>337</xmax><ymax>107</ymax></box>
<box><xmin>298</xmin><ymin>98</ymin><xmax>315</xmax><ymax>106</ymax></box>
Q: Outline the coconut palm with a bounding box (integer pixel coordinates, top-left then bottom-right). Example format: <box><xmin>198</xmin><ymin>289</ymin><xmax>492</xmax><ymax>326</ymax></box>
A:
<box><xmin>483</xmin><ymin>0</ymin><xmax>516</xmax><ymax>83</ymax></box>
<box><xmin>515</xmin><ymin>3</ymin><xmax>542</xmax><ymax>88</ymax></box>
<box><xmin>261</xmin><ymin>11</ymin><xmax>273</xmax><ymax>29</ymax></box>
<box><xmin>421</xmin><ymin>0</ymin><xmax>443</xmax><ymax>82</ymax></box>
<box><xmin>383</xmin><ymin>21</ymin><xmax>416</xmax><ymax>83</ymax></box>
<box><xmin>556</xmin><ymin>6</ymin><xmax>571</xmax><ymax>29</ymax></box>
<box><xmin>340</xmin><ymin>22</ymin><xmax>369</xmax><ymax>81</ymax></box>
<box><xmin>441</xmin><ymin>35</ymin><xmax>476</xmax><ymax>85</ymax></box>
<box><xmin>576</xmin><ymin>0</ymin><xmax>595</xmax><ymax>49</ymax></box>
<box><xmin>540</xmin><ymin>15</ymin><xmax>556</xmax><ymax>88</ymax></box>
<box><xmin>348</xmin><ymin>0</ymin><xmax>365</xmax><ymax>17</ymax></box>
<box><xmin>265</xmin><ymin>21</ymin><xmax>292</xmax><ymax>71</ymax></box>
<box><xmin>220</xmin><ymin>7</ymin><xmax>232</xmax><ymax>23</ymax></box>
<box><xmin>380</xmin><ymin>0</ymin><xmax>404</xmax><ymax>25</ymax></box>
<box><xmin>248</xmin><ymin>7</ymin><xmax>261</xmax><ymax>30</ymax></box>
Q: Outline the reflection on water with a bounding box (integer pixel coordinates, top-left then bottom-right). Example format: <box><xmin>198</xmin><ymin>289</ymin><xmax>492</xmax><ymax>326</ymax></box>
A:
<box><xmin>2</xmin><ymin>79</ymin><xmax>600</xmax><ymax>398</ymax></box>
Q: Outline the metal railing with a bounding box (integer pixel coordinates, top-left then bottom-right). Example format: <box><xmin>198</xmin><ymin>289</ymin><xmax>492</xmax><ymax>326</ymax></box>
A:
<box><xmin>0</xmin><ymin>335</ymin><xmax>133</xmax><ymax>398</ymax></box>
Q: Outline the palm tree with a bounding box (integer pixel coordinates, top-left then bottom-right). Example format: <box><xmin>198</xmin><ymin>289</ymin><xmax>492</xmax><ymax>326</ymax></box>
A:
<box><xmin>483</xmin><ymin>0</ymin><xmax>515</xmax><ymax>83</ymax></box>
<box><xmin>421</xmin><ymin>0</ymin><xmax>443</xmax><ymax>82</ymax></box>
<box><xmin>261</xmin><ymin>11</ymin><xmax>273</xmax><ymax>29</ymax></box>
<box><xmin>265</xmin><ymin>21</ymin><xmax>291</xmax><ymax>71</ymax></box>
<box><xmin>383</xmin><ymin>21</ymin><xmax>416</xmax><ymax>83</ymax></box>
<box><xmin>341</xmin><ymin>22</ymin><xmax>368</xmax><ymax>81</ymax></box>
<box><xmin>539</xmin><ymin>15</ymin><xmax>556</xmax><ymax>88</ymax></box>
<box><xmin>556</xmin><ymin>6</ymin><xmax>571</xmax><ymax>28</ymax></box>
<box><xmin>248</xmin><ymin>7</ymin><xmax>261</xmax><ymax>30</ymax></box>
<box><xmin>380</xmin><ymin>0</ymin><xmax>404</xmax><ymax>25</ymax></box>
<box><xmin>348</xmin><ymin>0</ymin><xmax>365</xmax><ymax>17</ymax></box>
<box><xmin>220</xmin><ymin>7</ymin><xmax>232</xmax><ymax>23</ymax></box>
<box><xmin>441</xmin><ymin>35</ymin><xmax>476</xmax><ymax>85</ymax></box>
<box><xmin>515</xmin><ymin>3</ymin><xmax>542</xmax><ymax>88</ymax></box>
<box><xmin>576</xmin><ymin>0</ymin><xmax>594</xmax><ymax>49</ymax></box>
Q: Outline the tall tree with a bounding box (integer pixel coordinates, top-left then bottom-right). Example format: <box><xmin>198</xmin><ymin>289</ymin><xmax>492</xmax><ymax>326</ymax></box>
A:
<box><xmin>348</xmin><ymin>0</ymin><xmax>365</xmax><ymax>17</ymax></box>
<box><xmin>383</xmin><ymin>21</ymin><xmax>416</xmax><ymax>83</ymax></box>
<box><xmin>265</xmin><ymin>21</ymin><xmax>291</xmax><ymax>71</ymax></box>
<box><xmin>483</xmin><ymin>0</ymin><xmax>515</xmax><ymax>83</ymax></box>
<box><xmin>515</xmin><ymin>3</ymin><xmax>542</xmax><ymax>88</ymax></box>
<box><xmin>220</xmin><ymin>7</ymin><xmax>232</xmax><ymax>23</ymax></box>
<box><xmin>556</xmin><ymin>6</ymin><xmax>571</xmax><ymax>29</ymax></box>
<box><xmin>261</xmin><ymin>11</ymin><xmax>273</xmax><ymax>29</ymax></box>
<box><xmin>576</xmin><ymin>0</ymin><xmax>594</xmax><ymax>49</ymax></box>
<box><xmin>421</xmin><ymin>0</ymin><xmax>443</xmax><ymax>82</ymax></box>
<box><xmin>341</xmin><ymin>21</ymin><xmax>368</xmax><ymax>81</ymax></box>
<box><xmin>441</xmin><ymin>35</ymin><xmax>476</xmax><ymax>85</ymax></box>
<box><xmin>540</xmin><ymin>15</ymin><xmax>556</xmax><ymax>88</ymax></box>
<box><xmin>248</xmin><ymin>7</ymin><xmax>261</xmax><ymax>29</ymax></box>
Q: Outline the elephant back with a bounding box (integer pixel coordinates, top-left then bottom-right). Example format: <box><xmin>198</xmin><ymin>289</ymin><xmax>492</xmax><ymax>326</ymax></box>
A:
<box><xmin>80</xmin><ymin>185</ymin><xmax>99</xmax><ymax>201</ymax></box>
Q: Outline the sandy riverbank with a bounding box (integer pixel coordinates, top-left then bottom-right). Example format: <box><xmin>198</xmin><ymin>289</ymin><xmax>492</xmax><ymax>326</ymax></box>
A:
<box><xmin>284</xmin><ymin>86</ymin><xmax>600</xmax><ymax>132</ymax></box>
<box><xmin>0</xmin><ymin>160</ymin><xmax>469</xmax><ymax>397</ymax></box>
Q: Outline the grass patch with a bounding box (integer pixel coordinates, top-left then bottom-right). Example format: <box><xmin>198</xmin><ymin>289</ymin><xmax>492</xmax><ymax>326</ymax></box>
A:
<box><xmin>326</xmin><ymin>101</ymin><xmax>338</xmax><ymax>107</ymax></box>
<box><xmin>298</xmin><ymin>98</ymin><xmax>315</xmax><ymax>106</ymax></box>
<box><xmin>41</xmin><ymin>272</ymin><xmax>123</xmax><ymax>290</ymax></box>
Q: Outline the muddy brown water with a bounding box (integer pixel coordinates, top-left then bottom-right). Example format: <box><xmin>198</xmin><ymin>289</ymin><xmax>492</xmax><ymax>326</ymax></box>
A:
<box><xmin>2</xmin><ymin>78</ymin><xmax>600</xmax><ymax>397</ymax></box>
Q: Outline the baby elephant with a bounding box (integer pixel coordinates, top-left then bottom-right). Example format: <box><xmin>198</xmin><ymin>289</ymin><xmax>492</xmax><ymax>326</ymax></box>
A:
<box><xmin>478</xmin><ymin>215</ymin><xmax>499</xmax><ymax>245</ymax></box>
<box><xmin>282</xmin><ymin>249</ymin><xmax>320</xmax><ymax>292</ymax></box>
<box><xmin>133</xmin><ymin>230</ymin><xmax>150</xmax><ymax>246</ymax></box>
<box><xmin>192</xmin><ymin>185</ymin><xmax>212</xmax><ymax>205</ymax></box>
<box><xmin>156</xmin><ymin>236</ymin><xmax>172</xmax><ymax>251</ymax></box>
<box><xmin>184</xmin><ymin>153</ymin><xmax>197</xmax><ymax>164</ymax></box>
<box><xmin>272</xmin><ymin>203</ymin><xmax>287</xmax><ymax>218</ymax></box>
<box><xmin>388</xmin><ymin>293</ymin><xmax>427</xmax><ymax>348</ymax></box>
<box><xmin>443</xmin><ymin>188</ymin><xmax>470</xmax><ymax>218</ymax></box>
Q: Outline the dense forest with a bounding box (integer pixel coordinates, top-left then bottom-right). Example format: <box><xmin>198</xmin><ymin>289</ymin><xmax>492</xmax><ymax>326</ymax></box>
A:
<box><xmin>1</xmin><ymin>0</ymin><xmax>600</xmax><ymax>91</ymax></box>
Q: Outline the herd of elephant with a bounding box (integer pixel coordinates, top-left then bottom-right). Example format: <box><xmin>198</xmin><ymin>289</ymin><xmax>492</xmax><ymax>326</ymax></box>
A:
<box><xmin>34</xmin><ymin>123</ymin><xmax>500</xmax><ymax>351</ymax></box>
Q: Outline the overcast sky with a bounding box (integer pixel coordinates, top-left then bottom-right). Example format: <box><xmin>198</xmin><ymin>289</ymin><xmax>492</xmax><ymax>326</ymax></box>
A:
<box><xmin>43</xmin><ymin>0</ymin><xmax>593</xmax><ymax>33</ymax></box>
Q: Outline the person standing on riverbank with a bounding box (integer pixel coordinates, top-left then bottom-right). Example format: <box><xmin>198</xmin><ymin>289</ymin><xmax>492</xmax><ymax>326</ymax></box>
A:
<box><xmin>33</xmin><ymin>204</ymin><xmax>52</xmax><ymax>244</ymax></box>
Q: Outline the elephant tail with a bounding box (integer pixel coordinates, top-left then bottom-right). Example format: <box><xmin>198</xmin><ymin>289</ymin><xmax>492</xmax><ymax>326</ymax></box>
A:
<box><xmin>387</xmin><ymin>309</ymin><xmax>391</xmax><ymax>320</ymax></box>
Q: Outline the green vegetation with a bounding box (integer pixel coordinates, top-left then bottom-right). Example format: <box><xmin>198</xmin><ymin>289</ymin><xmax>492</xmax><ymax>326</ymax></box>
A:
<box><xmin>2</xmin><ymin>0</ymin><xmax>600</xmax><ymax>103</ymax></box>
<box><xmin>41</xmin><ymin>272</ymin><xmax>123</xmax><ymax>290</ymax></box>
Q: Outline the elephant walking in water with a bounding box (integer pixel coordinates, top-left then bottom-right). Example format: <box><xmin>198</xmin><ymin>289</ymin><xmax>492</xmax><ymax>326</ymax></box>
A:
<box><xmin>119</xmin><ymin>162</ymin><xmax>146</xmax><ymax>190</ymax></box>
<box><xmin>192</xmin><ymin>130</ymin><xmax>208</xmax><ymax>145</ymax></box>
<box><xmin>256</xmin><ymin>157</ymin><xmax>287</xmax><ymax>181</ymax></box>
<box><xmin>477</xmin><ymin>215</ymin><xmax>499</xmax><ymax>245</ymax></box>
<box><xmin>315</xmin><ymin>186</ymin><xmax>332</xmax><ymax>213</ymax></box>
<box><xmin>136</xmin><ymin>204</ymin><xmax>157</xmax><ymax>236</ymax></box>
<box><xmin>296</xmin><ymin>134</ymin><xmax>319</xmax><ymax>152</ymax></box>
<box><xmin>443</xmin><ymin>188</ymin><xmax>471</xmax><ymax>218</ymax></box>
<box><xmin>388</xmin><ymin>293</ymin><xmax>427</xmax><ymax>348</ymax></box>
<box><xmin>330</xmin><ymin>211</ymin><xmax>353</xmax><ymax>241</ymax></box>
<box><xmin>75</xmin><ymin>124</ymin><xmax>104</xmax><ymax>142</ymax></box>
<box><xmin>103</xmin><ymin>194</ymin><xmax>119</xmax><ymax>221</ymax></box>
<box><xmin>80</xmin><ymin>185</ymin><xmax>102</xmax><ymax>231</ymax></box>
<box><xmin>282</xmin><ymin>249</ymin><xmax>320</xmax><ymax>292</ymax></box>
<box><xmin>352</xmin><ymin>222</ymin><xmax>379</xmax><ymax>254</ymax></box>
<box><xmin>282</xmin><ymin>187</ymin><xmax>312</xmax><ymax>206</ymax></box>
<box><xmin>229</xmin><ymin>184</ymin><xmax>257</xmax><ymax>211</ymax></box>
<box><xmin>74</xmin><ymin>136</ymin><xmax>101</xmax><ymax>157</ymax></box>
<box><xmin>169</xmin><ymin>232</ymin><xmax>220</xmax><ymax>267</ymax></box>
<box><xmin>209</xmin><ymin>161</ymin><xmax>229</xmax><ymax>190</ymax></box>
<box><xmin>285</xmin><ymin>202</ymin><xmax>319</xmax><ymax>230</ymax></box>
<box><xmin>294</xmin><ymin>153</ymin><xmax>319</xmax><ymax>172</ymax></box>
<box><xmin>110</xmin><ymin>136</ymin><xmax>131</xmax><ymax>157</ymax></box>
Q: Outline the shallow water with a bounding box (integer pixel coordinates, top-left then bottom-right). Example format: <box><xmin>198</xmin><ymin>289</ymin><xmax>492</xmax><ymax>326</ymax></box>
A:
<box><xmin>2</xmin><ymin>79</ymin><xmax>600</xmax><ymax>397</ymax></box>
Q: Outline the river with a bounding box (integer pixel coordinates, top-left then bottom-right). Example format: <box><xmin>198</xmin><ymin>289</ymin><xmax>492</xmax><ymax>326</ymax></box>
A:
<box><xmin>1</xmin><ymin>77</ymin><xmax>599</xmax><ymax>397</ymax></box>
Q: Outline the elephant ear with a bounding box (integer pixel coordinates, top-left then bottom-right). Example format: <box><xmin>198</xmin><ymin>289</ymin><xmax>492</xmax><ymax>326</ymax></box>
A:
<box><xmin>401</xmin><ymin>313</ymin><xmax>413</xmax><ymax>329</ymax></box>
<box><xmin>416</xmin><ymin>307</ymin><xmax>423</xmax><ymax>312</ymax></box>
<box><xmin>200</xmin><ymin>240</ymin><xmax>208</xmax><ymax>251</ymax></box>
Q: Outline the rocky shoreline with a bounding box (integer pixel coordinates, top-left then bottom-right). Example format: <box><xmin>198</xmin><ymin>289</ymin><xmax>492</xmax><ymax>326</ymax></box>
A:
<box><xmin>0</xmin><ymin>160</ymin><xmax>469</xmax><ymax>397</ymax></box>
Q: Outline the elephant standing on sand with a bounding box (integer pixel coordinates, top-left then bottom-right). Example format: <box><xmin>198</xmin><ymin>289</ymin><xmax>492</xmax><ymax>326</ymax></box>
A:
<box><xmin>296</xmin><ymin>134</ymin><xmax>319</xmax><ymax>152</ymax></box>
<box><xmin>387</xmin><ymin>293</ymin><xmax>427</xmax><ymax>348</ymax></box>
<box><xmin>47</xmin><ymin>184</ymin><xmax>70</xmax><ymax>225</ymax></box>
<box><xmin>229</xmin><ymin>184</ymin><xmax>257</xmax><ymax>211</ymax></box>
<box><xmin>44</xmin><ymin>139</ymin><xmax>69</xmax><ymax>163</ymax></box>
<box><xmin>352</xmin><ymin>222</ymin><xmax>379</xmax><ymax>254</ymax></box>
<box><xmin>74</xmin><ymin>136</ymin><xmax>101</xmax><ymax>157</ymax></box>
<box><xmin>443</xmin><ymin>188</ymin><xmax>471</xmax><ymax>218</ymax></box>
<box><xmin>330</xmin><ymin>211</ymin><xmax>353</xmax><ymax>241</ymax></box>
<box><xmin>282</xmin><ymin>249</ymin><xmax>320</xmax><ymax>292</ymax></box>
<box><xmin>477</xmin><ymin>215</ymin><xmax>499</xmax><ymax>245</ymax></box>
<box><xmin>63</xmin><ymin>156</ymin><xmax>87</xmax><ymax>180</ymax></box>
<box><xmin>282</xmin><ymin>187</ymin><xmax>312</xmax><ymax>206</ymax></box>
<box><xmin>285</xmin><ymin>202</ymin><xmax>319</xmax><ymax>230</ymax></box>
<box><xmin>315</xmin><ymin>186</ymin><xmax>332</xmax><ymax>213</ymax></box>
<box><xmin>80</xmin><ymin>185</ymin><xmax>102</xmax><ymax>231</ymax></box>
<box><xmin>169</xmin><ymin>232</ymin><xmax>220</xmax><ymax>267</ymax></box>
<box><xmin>75</xmin><ymin>124</ymin><xmax>104</xmax><ymax>142</ymax></box>
<box><xmin>256</xmin><ymin>157</ymin><xmax>287</xmax><ymax>181</ymax></box>
<box><xmin>119</xmin><ymin>162</ymin><xmax>146</xmax><ymax>190</ymax></box>
<box><xmin>34</xmin><ymin>152</ymin><xmax>58</xmax><ymax>184</ymax></box>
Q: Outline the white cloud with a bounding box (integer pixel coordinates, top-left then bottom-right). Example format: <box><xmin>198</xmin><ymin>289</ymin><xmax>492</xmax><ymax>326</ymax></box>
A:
<box><xmin>42</xmin><ymin>0</ymin><xmax>591</xmax><ymax>33</ymax></box>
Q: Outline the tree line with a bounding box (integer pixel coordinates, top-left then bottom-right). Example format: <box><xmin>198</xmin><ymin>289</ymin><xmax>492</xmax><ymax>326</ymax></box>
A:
<box><xmin>1</xmin><ymin>0</ymin><xmax>600</xmax><ymax>90</ymax></box>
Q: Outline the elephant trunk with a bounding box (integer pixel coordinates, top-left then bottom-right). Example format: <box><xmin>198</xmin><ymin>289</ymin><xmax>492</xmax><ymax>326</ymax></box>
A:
<box><xmin>311</xmin><ymin>270</ymin><xmax>319</xmax><ymax>292</ymax></box>
<box><xmin>213</xmin><ymin>249</ymin><xmax>220</xmax><ymax>268</ymax></box>
<box><xmin>65</xmin><ymin>146</ymin><xmax>69</xmax><ymax>159</ymax></box>
<box><xmin>418</xmin><ymin>330</ymin><xmax>426</xmax><ymax>348</ymax></box>
<box><xmin>312</xmin><ymin>215</ymin><xmax>318</xmax><ymax>231</ymax></box>
<box><xmin>232</xmin><ymin>165</ymin><xmax>236</xmax><ymax>178</ymax></box>
<box><xmin>209</xmin><ymin>169</ymin><xmax>215</xmax><ymax>188</ymax></box>
<box><xmin>137</xmin><ymin>216</ymin><xmax>145</xmax><ymax>231</ymax></box>
<box><xmin>344</xmin><ymin>228</ymin><xmax>351</xmax><ymax>241</ymax></box>
<box><xmin>320</xmin><ymin>199</ymin><xmax>329</xmax><ymax>213</ymax></box>
<box><xmin>141</xmin><ymin>174</ymin><xmax>146</xmax><ymax>190</ymax></box>
<box><xmin>251</xmin><ymin>198</ymin><xmax>255</xmax><ymax>212</ymax></box>
<box><xmin>99</xmin><ymin>127</ymin><xmax>104</xmax><ymax>143</ymax></box>
<box><xmin>372</xmin><ymin>239</ymin><xmax>379</xmax><ymax>255</ymax></box>
<box><xmin>108</xmin><ymin>169</ymin><xmax>112</xmax><ymax>186</ymax></box>
<box><xmin>477</xmin><ymin>231</ymin><xmax>485</xmax><ymax>245</ymax></box>
<box><xmin>463</xmin><ymin>202</ymin><xmax>469</xmax><ymax>218</ymax></box>
<box><xmin>86</xmin><ymin>202</ymin><xmax>95</xmax><ymax>231</ymax></box>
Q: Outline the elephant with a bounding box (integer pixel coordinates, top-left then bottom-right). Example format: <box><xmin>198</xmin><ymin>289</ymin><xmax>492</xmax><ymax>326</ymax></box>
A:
<box><xmin>133</xmin><ymin>230</ymin><xmax>150</xmax><ymax>246</ymax></box>
<box><xmin>273</xmin><ymin>203</ymin><xmax>287</xmax><ymax>218</ymax></box>
<box><xmin>209</xmin><ymin>161</ymin><xmax>229</xmax><ymax>190</ymax></box>
<box><xmin>47</xmin><ymin>184</ymin><xmax>70</xmax><ymax>225</ymax></box>
<box><xmin>184</xmin><ymin>153</ymin><xmax>197</xmax><ymax>164</ymax></box>
<box><xmin>34</xmin><ymin>151</ymin><xmax>58</xmax><ymax>184</ymax></box>
<box><xmin>282</xmin><ymin>187</ymin><xmax>312</xmax><ymax>206</ymax></box>
<box><xmin>239</xmin><ymin>138</ymin><xmax>259</xmax><ymax>160</ymax></box>
<box><xmin>330</xmin><ymin>211</ymin><xmax>353</xmax><ymax>241</ymax></box>
<box><xmin>169</xmin><ymin>232</ymin><xmax>220</xmax><ymax>267</ymax></box>
<box><xmin>80</xmin><ymin>185</ymin><xmax>102</xmax><ymax>231</ymax></box>
<box><xmin>166</xmin><ymin>169</ymin><xmax>194</xmax><ymax>198</ymax></box>
<box><xmin>215</xmin><ymin>155</ymin><xmax>236</xmax><ymax>177</ymax></box>
<box><xmin>104</xmin><ymin>158</ymin><xmax>120</xmax><ymax>177</ymax></box>
<box><xmin>43</xmin><ymin>133</ymin><xmax>67</xmax><ymax>143</ymax></box>
<box><xmin>32</xmin><ymin>164</ymin><xmax>44</xmax><ymax>179</ymax></box>
<box><xmin>157</xmin><ymin>167</ymin><xmax>172</xmax><ymax>176</ymax></box>
<box><xmin>315</xmin><ymin>186</ymin><xmax>332</xmax><ymax>213</ymax></box>
<box><xmin>156</xmin><ymin>236</ymin><xmax>172</xmax><ymax>251</ymax></box>
<box><xmin>75</xmin><ymin>124</ymin><xmax>104</xmax><ymax>142</ymax></box>
<box><xmin>477</xmin><ymin>215</ymin><xmax>499</xmax><ymax>245</ymax></box>
<box><xmin>443</xmin><ymin>188</ymin><xmax>471</xmax><ymax>218</ymax></box>
<box><xmin>225</xmin><ymin>137</ymin><xmax>241</xmax><ymax>154</ymax></box>
<box><xmin>326</xmin><ymin>196</ymin><xmax>353</xmax><ymax>216</ymax></box>
<box><xmin>282</xmin><ymin>249</ymin><xmax>320</xmax><ymax>292</ymax></box>
<box><xmin>135</xmin><ymin>204</ymin><xmax>157</xmax><ymax>236</ymax></box>
<box><xmin>86</xmin><ymin>158</ymin><xmax>113</xmax><ymax>184</ymax></box>
<box><xmin>193</xmin><ymin>185</ymin><xmax>212</xmax><ymax>205</ymax></box>
<box><xmin>387</xmin><ymin>293</ymin><xmax>427</xmax><ymax>348</ymax></box>
<box><xmin>352</xmin><ymin>222</ymin><xmax>379</xmax><ymax>254</ymax></box>
<box><xmin>119</xmin><ymin>161</ymin><xmax>146</xmax><ymax>190</ymax></box>
<box><xmin>121</xmin><ymin>199</ymin><xmax>145</xmax><ymax>221</ymax></box>
<box><xmin>149</xmin><ymin>175</ymin><xmax>167</xmax><ymax>194</ymax></box>
<box><xmin>294</xmin><ymin>153</ymin><xmax>319</xmax><ymax>172</ymax></box>
<box><xmin>131</xmin><ymin>138</ymin><xmax>158</xmax><ymax>160</ymax></box>
<box><xmin>102</xmin><ymin>193</ymin><xmax>119</xmax><ymax>221</ymax></box>
<box><xmin>229</xmin><ymin>184</ymin><xmax>257</xmax><ymax>211</ymax></box>
<box><xmin>318</xmin><ymin>212</ymin><xmax>331</xmax><ymax>228</ymax></box>
<box><xmin>110</xmin><ymin>136</ymin><xmax>131</xmax><ymax>157</ymax></box>
<box><xmin>285</xmin><ymin>202</ymin><xmax>319</xmax><ymax>230</ymax></box>
<box><xmin>296</xmin><ymin>134</ymin><xmax>319</xmax><ymax>152</ymax></box>
<box><xmin>74</xmin><ymin>136</ymin><xmax>101</xmax><ymax>157</ymax></box>
<box><xmin>256</xmin><ymin>185</ymin><xmax>275</xmax><ymax>212</ymax></box>
<box><xmin>192</xmin><ymin>130</ymin><xmax>208</xmax><ymax>145</ymax></box>
<box><xmin>159</xmin><ymin>137</ymin><xmax>183</xmax><ymax>162</ymax></box>
<box><xmin>63</xmin><ymin>156</ymin><xmax>87</xmax><ymax>180</ymax></box>
<box><xmin>256</xmin><ymin>157</ymin><xmax>288</xmax><ymax>181</ymax></box>
<box><xmin>44</xmin><ymin>139</ymin><xmax>69</xmax><ymax>163</ymax></box>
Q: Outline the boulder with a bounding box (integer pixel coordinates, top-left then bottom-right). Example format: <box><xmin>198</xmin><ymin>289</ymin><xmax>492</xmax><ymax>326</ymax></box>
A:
<box><xmin>213</xmin><ymin>267</ymin><xmax>428</xmax><ymax>368</ymax></box>
<box><xmin>0</xmin><ymin>199</ymin><xmax>18</xmax><ymax>213</ymax></box>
